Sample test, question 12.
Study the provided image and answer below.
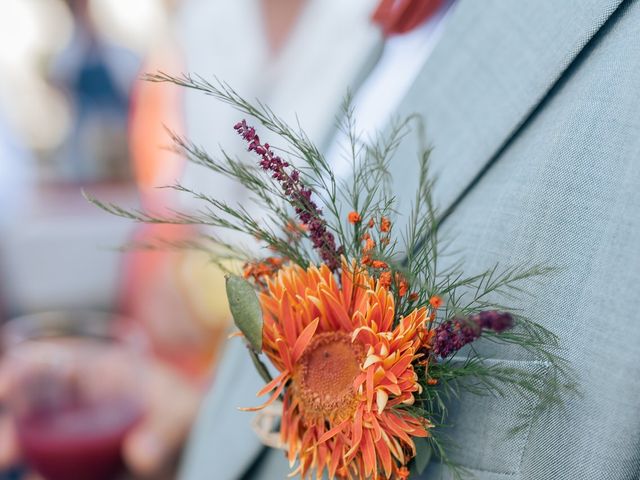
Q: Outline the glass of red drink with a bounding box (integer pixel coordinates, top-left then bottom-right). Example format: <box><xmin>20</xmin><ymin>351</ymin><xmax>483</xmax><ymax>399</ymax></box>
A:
<box><xmin>2</xmin><ymin>311</ymin><xmax>144</xmax><ymax>480</ymax></box>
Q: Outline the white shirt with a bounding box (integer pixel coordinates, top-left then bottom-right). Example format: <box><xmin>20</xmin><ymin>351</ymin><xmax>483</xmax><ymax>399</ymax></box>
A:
<box><xmin>327</xmin><ymin>1</ymin><xmax>454</xmax><ymax>176</ymax></box>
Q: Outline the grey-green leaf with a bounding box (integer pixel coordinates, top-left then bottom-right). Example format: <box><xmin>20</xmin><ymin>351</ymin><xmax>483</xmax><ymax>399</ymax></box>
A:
<box><xmin>225</xmin><ymin>275</ymin><xmax>263</xmax><ymax>351</ymax></box>
<box><xmin>412</xmin><ymin>437</ymin><xmax>432</xmax><ymax>475</ymax></box>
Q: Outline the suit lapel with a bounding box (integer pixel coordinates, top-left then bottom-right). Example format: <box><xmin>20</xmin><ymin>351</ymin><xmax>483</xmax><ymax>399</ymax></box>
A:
<box><xmin>389</xmin><ymin>0</ymin><xmax>625</xmax><ymax>225</ymax></box>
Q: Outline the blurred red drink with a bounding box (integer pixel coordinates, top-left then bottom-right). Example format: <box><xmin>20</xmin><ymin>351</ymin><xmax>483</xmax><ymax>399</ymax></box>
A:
<box><xmin>2</xmin><ymin>311</ymin><xmax>145</xmax><ymax>480</ymax></box>
<box><xmin>16</xmin><ymin>398</ymin><xmax>142</xmax><ymax>480</ymax></box>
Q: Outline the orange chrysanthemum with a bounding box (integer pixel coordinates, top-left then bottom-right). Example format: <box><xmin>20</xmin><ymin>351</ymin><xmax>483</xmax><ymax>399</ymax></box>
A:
<box><xmin>256</xmin><ymin>260</ymin><xmax>432</xmax><ymax>479</ymax></box>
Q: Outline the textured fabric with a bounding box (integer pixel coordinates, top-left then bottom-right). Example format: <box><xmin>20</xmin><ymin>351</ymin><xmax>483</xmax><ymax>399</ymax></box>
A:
<box><xmin>179</xmin><ymin>339</ymin><xmax>267</xmax><ymax>480</ymax></box>
<box><xmin>389</xmin><ymin>0</ymin><xmax>624</xmax><ymax>227</ymax></box>
<box><xmin>413</xmin><ymin>1</ymin><xmax>640</xmax><ymax>478</ymax></box>
<box><xmin>179</xmin><ymin>0</ymin><xmax>640</xmax><ymax>478</ymax></box>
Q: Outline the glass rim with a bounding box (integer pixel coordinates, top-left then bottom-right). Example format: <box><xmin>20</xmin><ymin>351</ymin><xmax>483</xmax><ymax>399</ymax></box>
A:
<box><xmin>1</xmin><ymin>310</ymin><xmax>134</xmax><ymax>349</ymax></box>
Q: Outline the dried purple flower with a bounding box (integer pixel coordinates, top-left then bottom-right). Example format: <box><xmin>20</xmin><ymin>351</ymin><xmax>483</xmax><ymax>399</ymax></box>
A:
<box><xmin>432</xmin><ymin>311</ymin><xmax>514</xmax><ymax>358</ymax></box>
<box><xmin>472</xmin><ymin>310</ymin><xmax>514</xmax><ymax>333</ymax></box>
<box><xmin>234</xmin><ymin>120</ymin><xmax>342</xmax><ymax>271</ymax></box>
<box><xmin>432</xmin><ymin>318</ymin><xmax>480</xmax><ymax>359</ymax></box>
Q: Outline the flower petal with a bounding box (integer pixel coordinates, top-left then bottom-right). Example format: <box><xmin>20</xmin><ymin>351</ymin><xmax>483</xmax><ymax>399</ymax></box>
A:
<box><xmin>291</xmin><ymin>317</ymin><xmax>320</xmax><ymax>362</ymax></box>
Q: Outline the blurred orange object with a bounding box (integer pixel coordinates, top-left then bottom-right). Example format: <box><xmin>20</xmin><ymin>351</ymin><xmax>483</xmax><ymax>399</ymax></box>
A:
<box><xmin>119</xmin><ymin>42</ymin><xmax>230</xmax><ymax>385</ymax></box>
<box><xmin>128</xmin><ymin>40</ymin><xmax>185</xmax><ymax>208</ymax></box>
<box><xmin>118</xmin><ymin>224</ymin><xmax>231</xmax><ymax>384</ymax></box>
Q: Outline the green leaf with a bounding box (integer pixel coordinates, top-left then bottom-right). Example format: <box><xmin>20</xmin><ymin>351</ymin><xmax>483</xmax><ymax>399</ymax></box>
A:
<box><xmin>411</xmin><ymin>437</ymin><xmax>432</xmax><ymax>475</ymax></box>
<box><xmin>225</xmin><ymin>275</ymin><xmax>263</xmax><ymax>351</ymax></box>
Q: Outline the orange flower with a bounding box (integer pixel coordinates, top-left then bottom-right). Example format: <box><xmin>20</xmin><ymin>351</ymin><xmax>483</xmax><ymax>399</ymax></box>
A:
<box><xmin>361</xmin><ymin>254</ymin><xmax>372</xmax><ymax>266</ymax></box>
<box><xmin>285</xmin><ymin>219</ymin><xmax>307</xmax><ymax>237</ymax></box>
<box><xmin>397</xmin><ymin>466</ymin><xmax>411</xmax><ymax>480</ymax></box>
<box><xmin>367</xmin><ymin>218</ymin><xmax>375</xmax><ymax>228</ymax></box>
<box><xmin>243</xmin><ymin>257</ymin><xmax>284</xmax><ymax>282</ymax></box>
<box><xmin>429</xmin><ymin>295</ymin><xmax>443</xmax><ymax>309</ymax></box>
<box><xmin>363</xmin><ymin>237</ymin><xmax>376</xmax><ymax>253</ymax></box>
<box><xmin>371</xmin><ymin>260</ymin><xmax>389</xmax><ymax>269</ymax></box>
<box><xmin>408</xmin><ymin>292</ymin><xmax>419</xmax><ymax>302</ymax></box>
<box><xmin>396</xmin><ymin>275</ymin><xmax>409</xmax><ymax>298</ymax></box>
<box><xmin>255</xmin><ymin>261</ymin><xmax>432</xmax><ymax>479</ymax></box>
<box><xmin>379</xmin><ymin>270</ymin><xmax>392</xmax><ymax>289</ymax></box>
<box><xmin>380</xmin><ymin>216</ymin><xmax>392</xmax><ymax>233</ymax></box>
<box><xmin>348</xmin><ymin>211</ymin><xmax>362</xmax><ymax>224</ymax></box>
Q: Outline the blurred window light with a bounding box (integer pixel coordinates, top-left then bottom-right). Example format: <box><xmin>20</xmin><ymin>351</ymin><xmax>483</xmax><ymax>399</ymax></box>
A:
<box><xmin>0</xmin><ymin>1</ymin><xmax>39</xmax><ymax>66</ymax></box>
<box><xmin>0</xmin><ymin>0</ymin><xmax>73</xmax><ymax>152</ymax></box>
<box><xmin>88</xmin><ymin>0</ymin><xmax>168</xmax><ymax>52</ymax></box>
<box><xmin>0</xmin><ymin>0</ymin><xmax>73</xmax><ymax>69</ymax></box>
<box><xmin>17</xmin><ymin>82</ymin><xmax>72</xmax><ymax>152</ymax></box>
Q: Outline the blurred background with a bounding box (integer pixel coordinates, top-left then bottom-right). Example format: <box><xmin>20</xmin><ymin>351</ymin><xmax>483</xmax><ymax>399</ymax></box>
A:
<box><xmin>0</xmin><ymin>0</ymin><xmax>381</xmax><ymax>478</ymax></box>
<box><xmin>0</xmin><ymin>0</ymin><xmax>222</xmax><ymax>478</ymax></box>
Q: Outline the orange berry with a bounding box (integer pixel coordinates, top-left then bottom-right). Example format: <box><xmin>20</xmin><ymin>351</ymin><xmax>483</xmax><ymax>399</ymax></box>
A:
<box><xmin>429</xmin><ymin>295</ymin><xmax>443</xmax><ymax>309</ymax></box>
<box><xmin>267</xmin><ymin>257</ymin><xmax>283</xmax><ymax>266</ymax></box>
<box><xmin>397</xmin><ymin>466</ymin><xmax>410</xmax><ymax>480</ymax></box>
<box><xmin>242</xmin><ymin>266</ymin><xmax>252</xmax><ymax>279</ymax></box>
<box><xmin>379</xmin><ymin>271</ymin><xmax>392</xmax><ymax>289</ymax></box>
<box><xmin>371</xmin><ymin>260</ymin><xmax>388</xmax><ymax>269</ymax></box>
<box><xmin>395</xmin><ymin>273</ymin><xmax>409</xmax><ymax>297</ymax></box>
<box><xmin>363</xmin><ymin>238</ymin><xmax>376</xmax><ymax>253</ymax></box>
<box><xmin>348</xmin><ymin>211</ymin><xmax>362</xmax><ymax>224</ymax></box>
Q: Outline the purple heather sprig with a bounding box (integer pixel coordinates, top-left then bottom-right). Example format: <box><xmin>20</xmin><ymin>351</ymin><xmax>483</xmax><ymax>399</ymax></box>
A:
<box><xmin>432</xmin><ymin>311</ymin><xmax>514</xmax><ymax>358</ymax></box>
<box><xmin>234</xmin><ymin>120</ymin><xmax>343</xmax><ymax>271</ymax></box>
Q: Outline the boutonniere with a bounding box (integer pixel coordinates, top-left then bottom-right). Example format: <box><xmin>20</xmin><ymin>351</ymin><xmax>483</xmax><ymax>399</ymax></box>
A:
<box><xmin>90</xmin><ymin>73</ymin><xmax>572</xmax><ymax>479</ymax></box>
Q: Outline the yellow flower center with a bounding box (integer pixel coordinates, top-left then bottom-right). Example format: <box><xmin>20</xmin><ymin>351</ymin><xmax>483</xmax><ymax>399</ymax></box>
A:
<box><xmin>294</xmin><ymin>331</ymin><xmax>363</xmax><ymax>422</ymax></box>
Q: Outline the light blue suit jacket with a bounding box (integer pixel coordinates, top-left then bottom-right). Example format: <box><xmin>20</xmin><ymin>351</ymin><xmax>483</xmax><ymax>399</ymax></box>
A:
<box><xmin>181</xmin><ymin>0</ymin><xmax>640</xmax><ymax>478</ymax></box>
